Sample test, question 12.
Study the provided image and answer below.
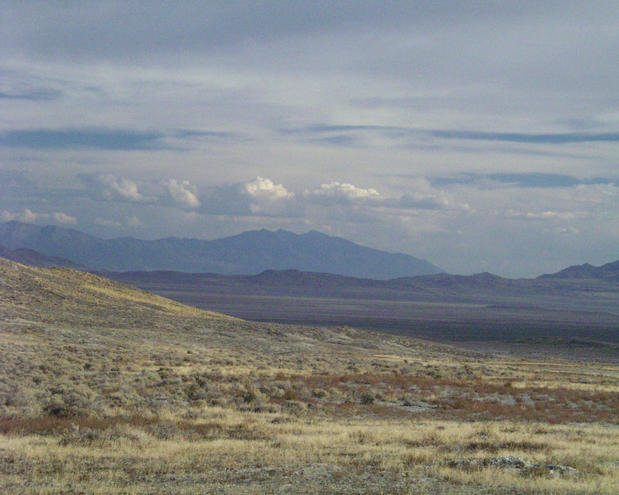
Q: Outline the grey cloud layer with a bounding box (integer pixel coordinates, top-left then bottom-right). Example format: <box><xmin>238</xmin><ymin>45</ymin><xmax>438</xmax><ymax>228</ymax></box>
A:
<box><xmin>1</xmin><ymin>2</ymin><xmax>617</xmax><ymax>276</ymax></box>
<box><xmin>3</xmin><ymin>2</ymin><xmax>551</xmax><ymax>60</ymax></box>
<box><xmin>0</xmin><ymin>89</ymin><xmax>63</xmax><ymax>101</ymax></box>
<box><xmin>0</xmin><ymin>128</ymin><xmax>240</xmax><ymax>151</ymax></box>
<box><xmin>1</xmin><ymin>129</ymin><xmax>165</xmax><ymax>151</ymax></box>
<box><xmin>280</xmin><ymin>125</ymin><xmax>619</xmax><ymax>148</ymax></box>
<box><xmin>429</xmin><ymin>173</ymin><xmax>617</xmax><ymax>188</ymax></box>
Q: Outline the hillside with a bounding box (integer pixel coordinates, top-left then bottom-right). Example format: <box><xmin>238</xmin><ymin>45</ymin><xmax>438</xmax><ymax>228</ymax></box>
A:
<box><xmin>0</xmin><ymin>221</ymin><xmax>441</xmax><ymax>278</ymax></box>
<box><xmin>0</xmin><ymin>257</ymin><xmax>228</xmax><ymax>326</ymax></box>
<box><xmin>1</xmin><ymin>258</ymin><xmax>618</xmax><ymax>494</ymax></box>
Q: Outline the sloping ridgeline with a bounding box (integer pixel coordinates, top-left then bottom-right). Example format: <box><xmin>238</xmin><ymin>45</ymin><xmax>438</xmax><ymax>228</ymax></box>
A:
<box><xmin>0</xmin><ymin>221</ymin><xmax>442</xmax><ymax>278</ymax></box>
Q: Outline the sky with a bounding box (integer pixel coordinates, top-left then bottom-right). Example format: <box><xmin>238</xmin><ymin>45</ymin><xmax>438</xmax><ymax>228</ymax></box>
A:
<box><xmin>1</xmin><ymin>1</ymin><xmax>617</xmax><ymax>277</ymax></box>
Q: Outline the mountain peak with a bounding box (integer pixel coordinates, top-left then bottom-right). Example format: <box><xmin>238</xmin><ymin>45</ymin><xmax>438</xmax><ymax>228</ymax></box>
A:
<box><xmin>0</xmin><ymin>221</ymin><xmax>442</xmax><ymax>278</ymax></box>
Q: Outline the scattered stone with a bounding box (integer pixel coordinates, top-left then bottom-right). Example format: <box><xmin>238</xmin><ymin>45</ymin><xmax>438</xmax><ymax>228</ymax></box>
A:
<box><xmin>401</xmin><ymin>398</ymin><xmax>437</xmax><ymax>410</ymax></box>
<box><xmin>544</xmin><ymin>464</ymin><xmax>577</xmax><ymax>475</ymax></box>
<box><xmin>483</xmin><ymin>456</ymin><xmax>531</xmax><ymax>468</ymax></box>
<box><xmin>448</xmin><ymin>456</ymin><xmax>578</xmax><ymax>476</ymax></box>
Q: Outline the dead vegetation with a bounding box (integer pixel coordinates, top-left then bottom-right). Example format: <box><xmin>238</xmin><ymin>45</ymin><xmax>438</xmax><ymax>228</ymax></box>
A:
<box><xmin>0</xmin><ymin>258</ymin><xmax>617</xmax><ymax>494</ymax></box>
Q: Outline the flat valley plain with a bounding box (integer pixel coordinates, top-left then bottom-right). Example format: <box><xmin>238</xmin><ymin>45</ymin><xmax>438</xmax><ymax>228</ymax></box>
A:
<box><xmin>1</xmin><ymin>259</ymin><xmax>618</xmax><ymax>494</ymax></box>
<box><xmin>107</xmin><ymin>269</ymin><xmax>619</xmax><ymax>343</ymax></box>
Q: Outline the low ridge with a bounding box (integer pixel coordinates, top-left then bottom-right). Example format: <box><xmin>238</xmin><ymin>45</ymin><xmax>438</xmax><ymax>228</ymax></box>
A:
<box><xmin>0</xmin><ymin>257</ymin><xmax>229</xmax><ymax>326</ymax></box>
<box><xmin>539</xmin><ymin>260</ymin><xmax>619</xmax><ymax>281</ymax></box>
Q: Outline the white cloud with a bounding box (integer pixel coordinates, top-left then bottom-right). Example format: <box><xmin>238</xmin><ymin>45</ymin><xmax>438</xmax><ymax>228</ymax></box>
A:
<box><xmin>244</xmin><ymin>177</ymin><xmax>294</xmax><ymax>201</ymax></box>
<box><xmin>82</xmin><ymin>174</ymin><xmax>202</xmax><ymax>209</ymax></box>
<box><xmin>79</xmin><ymin>173</ymin><xmax>150</xmax><ymax>203</ymax></box>
<box><xmin>1</xmin><ymin>208</ymin><xmax>49</xmax><ymax>223</ymax></box>
<box><xmin>304</xmin><ymin>179</ymin><xmax>463</xmax><ymax>212</ymax></box>
<box><xmin>306</xmin><ymin>182</ymin><xmax>380</xmax><ymax>204</ymax></box>
<box><xmin>164</xmin><ymin>179</ymin><xmax>200</xmax><ymax>208</ymax></box>
<box><xmin>23</xmin><ymin>208</ymin><xmax>47</xmax><ymax>223</ymax></box>
<box><xmin>99</xmin><ymin>174</ymin><xmax>146</xmax><ymax>202</ymax></box>
<box><xmin>0</xmin><ymin>210</ymin><xmax>17</xmax><ymax>222</ymax></box>
<box><xmin>0</xmin><ymin>208</ymin><xmax>76</xmax><ymax>225</ymax></box>
<box><xmin>197</xmin><ymin>178</ymin><xmax>297</xmax><ymax>217</ymax></box>
<box><xmin>52</xmin><ymin>212</ymin><xmax>77</xmax><ymax>224</ymax></box>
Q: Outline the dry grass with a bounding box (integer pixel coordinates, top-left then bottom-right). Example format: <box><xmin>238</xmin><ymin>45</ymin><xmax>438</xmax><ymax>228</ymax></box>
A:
<box><xmin>0</xmin><ymin>258</ymin><xmax>617</xmax><ymax>494</ymax></box>
<box><xmin>1</xmin><ymin>413</ymin><xmax>617</xmax><ymax>494</ymax></box>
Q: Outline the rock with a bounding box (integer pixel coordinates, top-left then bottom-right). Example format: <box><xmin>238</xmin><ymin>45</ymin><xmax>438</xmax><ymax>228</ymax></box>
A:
<box><xmin>543</xmin><ymin>464</ymin><xmax>578</xmax><ymax>475</ymax></box>
<box><xmin>482</xmin><ymin>456</ymin><xmax>531</xmax><ymax>469</ymax></box>
<box><xmin>448</xmin><ymin>456</ymin><xmax>578</xmax><ymax>476</ymax></box>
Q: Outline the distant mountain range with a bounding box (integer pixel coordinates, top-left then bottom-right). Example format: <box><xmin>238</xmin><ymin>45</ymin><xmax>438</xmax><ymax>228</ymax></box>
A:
<box><xmin>0</xmin><ymin>221</ymin><xmax>441</xmax><ymax>279</ymax></box>
<box><xmin>2</xmin><ymin>227</ymin><xmax>616</xmax><ymax>342</ymax></box>
<box><xmin>102</xmin><ymin>258</ymin><xmax>619</xmax><ymax>302</ymax></box>
<box><xmin>539</xmin><ymin>261</ymin><xmax>619</xmax><ymax>281</ymax></box>
<box><xmin>0</xmin><ymin>244</ymin><xmax>84</xmax><ymax>269</ymax></box>
<box><xmin>100</xmin><ymin>262</ymin><xmax>618</xmax><ymax>343</ymax></box>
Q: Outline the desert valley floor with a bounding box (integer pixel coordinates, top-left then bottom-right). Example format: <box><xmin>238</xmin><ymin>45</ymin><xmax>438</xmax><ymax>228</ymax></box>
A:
<box><xmin>0</xmin><ymin>259</ymin><xmax>617</xmax><ymax>494</ymax></box>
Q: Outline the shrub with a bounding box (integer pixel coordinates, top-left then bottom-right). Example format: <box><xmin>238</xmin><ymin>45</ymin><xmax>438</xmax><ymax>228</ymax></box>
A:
<box><xmin>360</xmin><ymin>393</ymin><xmax>375</xmax><ymax>405</ymax></box>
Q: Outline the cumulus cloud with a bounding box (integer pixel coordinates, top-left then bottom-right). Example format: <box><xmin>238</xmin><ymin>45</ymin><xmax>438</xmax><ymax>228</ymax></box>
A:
<box><xmin>80</xmin><ymin>174</ymin><xmax>202</xmax><ymax>209</ymax></box>
<box><xmin>244</xmin><ymin>177</ymin><xmax>296</xmax><ymax>216</ymax></box>
<box><xmin>164</xmin><ymin>179</ymin><xmax>200</xmax><ymax>208</ymax></box>
<box><xmin>1</xmin><ymin>208</ymin><xmax>76</xmax><ymax>225</ymax></box>
<box><xmin>100</xmin><ymin>174</ymin><xmax>147</xmax><ymax>202</ymax></box>
<box><xmin>80</xmin><ymin>173</ymin><xmax>150</xmax><ymax>203</ymax></box>
<box><xmin>244</xmin><ymin>177</ymin><xmax>294</xmax><ymax>201</ymax></box>
<box><xmin>302</xmin><ymin>178</ymin><xmax>463</xmax><ymax>212</ymax></box>
<box><xmin>1</xmin><ymin>208</ymin><xmax>48</xmax><ymax>223</ymax></box>
<box><xmin>305</xmin><ymin>182</ymin><xmax>380</xmax><ymax>204</ymax></box>
<box><xmin>303</xmin><ymin>179</ymin><xmax>464</xmax><ymax>211</ymax></box>
<box><xmin>0</xmin><ymin>210</ymin><xmax>18</xmax><ymax>222</ymax></box>
<box><xmin>52</xmin><ymin>212</ymin><xmax>77</xmax><ymax>224</ymax></box>
<box><xmin>22</xmin><ymin>208</ymin><xmax>45</xmax><ymax>223</ymax></box>
<box><xmin>197</xmin><ymin>177</ymin><xmax>297</xmax><ymax>217</ymax></box>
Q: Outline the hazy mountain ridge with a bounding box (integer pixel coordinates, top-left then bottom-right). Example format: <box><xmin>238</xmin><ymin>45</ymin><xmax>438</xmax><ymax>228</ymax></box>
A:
<box><xmin>538</xmin><ymin>260</ymin><xmax>619</xmax><ymax>281</ymax></box>
<box><xmin>0</xmin><ymin>221</ymin><xmax>441</xmax><ymax>279</ymax></box>
<box><xmin>102</xmin><ymin>258</ymin><xmax>619</xmax><ymax>304</ymax></box>
<box><xmin>0</xmin><ymin>244</ymin><xmax>84</xmax><ymax>268</ymax></box>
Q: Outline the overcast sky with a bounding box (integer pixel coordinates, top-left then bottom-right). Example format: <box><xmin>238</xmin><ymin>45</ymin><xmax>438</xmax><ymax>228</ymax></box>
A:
<box><xmin>1</xmin><ymin>1</ymin><xmax>617</xmax><ymax>276</ymax></box>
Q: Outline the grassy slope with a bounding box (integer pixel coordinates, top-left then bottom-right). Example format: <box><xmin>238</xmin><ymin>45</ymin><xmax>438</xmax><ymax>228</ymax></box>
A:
<box><xmin>0</xmin><ymin>257</ymin><xmax>229</xmax><ymax>323</ymax></box>
<box><xmin>0</xmin><ymin>258</ymin><xmax>617</xmax><ymax>494</ymax></box>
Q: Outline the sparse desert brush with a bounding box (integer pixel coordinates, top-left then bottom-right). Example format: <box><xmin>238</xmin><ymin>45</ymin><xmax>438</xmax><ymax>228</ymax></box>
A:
<box><xmin>0</xmin><ymin>259</ymin><xmax>617</xmax><ymax>494</ymax></box>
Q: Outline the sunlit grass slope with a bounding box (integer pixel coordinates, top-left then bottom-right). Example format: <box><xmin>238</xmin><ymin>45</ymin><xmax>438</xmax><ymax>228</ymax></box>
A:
<box><xmin>0</xmin><ymin>257</ymin><xmax>230</xmax><ymax>325</ymax></box>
